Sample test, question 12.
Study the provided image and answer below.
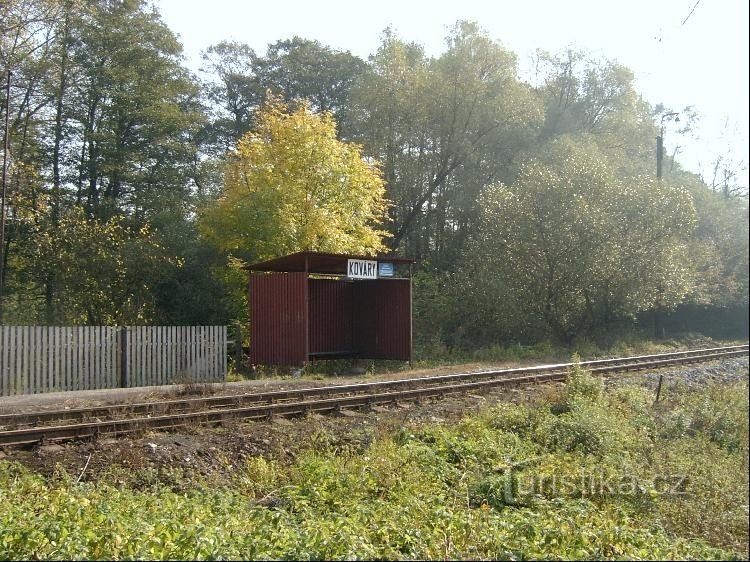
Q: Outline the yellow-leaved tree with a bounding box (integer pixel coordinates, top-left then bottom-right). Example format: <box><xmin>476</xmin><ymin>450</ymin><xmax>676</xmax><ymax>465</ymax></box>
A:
<box><xmin>200</xmin><ymin>98</ymin><xmax>390</xmax><ymax>264</ymax></box>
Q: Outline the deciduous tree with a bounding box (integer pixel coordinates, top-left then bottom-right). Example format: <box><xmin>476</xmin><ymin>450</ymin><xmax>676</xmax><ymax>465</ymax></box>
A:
<box><xmin>199</xmin><ymin>98</ymin><xmax>390</xmax><ymax>264</ymax></box>
<box><xmin>461</xmin><ymin>139</ymin><xmax>697</xmax><ymax>343</ymax></box>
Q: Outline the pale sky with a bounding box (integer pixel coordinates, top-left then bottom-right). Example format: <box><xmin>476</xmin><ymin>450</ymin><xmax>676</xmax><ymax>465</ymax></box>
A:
<box><xmin>156</xmin><ymin>0</ymin><xmax>749</xmax><ymax>188</ymax></box>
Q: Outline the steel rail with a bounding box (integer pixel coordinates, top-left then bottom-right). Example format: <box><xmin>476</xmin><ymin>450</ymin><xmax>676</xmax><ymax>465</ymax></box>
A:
<box><xmin>1</xmin><ymin>345</ymin><xmax>746</xmax><ymax>430</ymax></box>
<box><xmin>0</xmin><ymin>346</ymin><xmax>746</xmax><ymax>448</ymax></box>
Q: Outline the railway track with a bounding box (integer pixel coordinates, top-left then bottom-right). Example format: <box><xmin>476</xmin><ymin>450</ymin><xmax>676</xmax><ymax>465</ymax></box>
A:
<box><xmin>0</xmin><ymin>345</ymin><xmax>746</xmax><ymax>448</ymax></box>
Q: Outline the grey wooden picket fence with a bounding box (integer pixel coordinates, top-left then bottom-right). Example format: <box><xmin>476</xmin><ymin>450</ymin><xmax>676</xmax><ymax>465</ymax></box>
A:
<box><xmin>0</xmin><ymin>326</ymin><xmax>227</xmax><ymax>396</ymax></box>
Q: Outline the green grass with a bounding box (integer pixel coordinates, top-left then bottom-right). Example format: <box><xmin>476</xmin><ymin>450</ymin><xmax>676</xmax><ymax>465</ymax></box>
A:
<box><xmin>0</xmin><ymin>365</ymin><xmax>747</xmax><ymax>560</ymax></box>
<box><xmin>243</xmin><ymin>334</ymin><xmax>739</xmax><ymax>380</ymax></box>
<box><xmin>411</xmin><ymin>333</ymin><xmax>740</xmax><ymax>368</ymax></box>
<box><xmin>229</xmin><ymin>332</ymin><xmax>748</xmax><ymax>382</ymax></box>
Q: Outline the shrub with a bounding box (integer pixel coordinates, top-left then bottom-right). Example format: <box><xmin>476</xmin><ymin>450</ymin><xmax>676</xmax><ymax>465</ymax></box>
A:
<box><xmin>563</xmin><ymin>355</ymin><xmax>605</xmax><ymax>405</ymax></box>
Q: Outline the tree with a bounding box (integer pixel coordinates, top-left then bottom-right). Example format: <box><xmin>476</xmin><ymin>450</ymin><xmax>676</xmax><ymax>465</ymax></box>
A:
<box><xmin>200</xmin><ymin>37</ymin><xmax>367</xmax><ymax>152</ymax></box>
<box><xmin>350</xmin><ymin>29</ymin><xmax>430</xmax><ymax>254</ymax></box>
<box><xmin>351</xmin><ymin>22</ymin><xmax>542</xmax><ymax>267</ymax></box>
<box><xmin>9</xmin><ymin>207</ymin><xmax>179</xmax><ymax>324</ymax></box>
<box><xmin>200</xmin><ymin>41</ymin><xmax>263</xmax><ymax>152</ymax></box>
<box><xmin>67</xmin><ymin>0</ymin><xmax>203</xmax><ymax>221</ymax></box>
<box><xmin>199</xmin><ymin>98</ymin><xmax>390</xmax><ymax>265</ymax></box>
<box><xmin>0</xmin><ymin>0</ymin><xmax>213</xmax><ymax>325</ymax></box>
<box><xmin>255</xmin><ymin>37</ymin><xmax>366</xmax><ymax>132</ymax></box>
<box><xmin>460</xmin><ymin>139</ymin><xmax>697</xmax><ymax>343</ymax></box>
<box><xmin>1</xmin><ymin>0</ymin><xmax>67</xmax><ymax>322</ymax></box>
<box><xmin>679</xmin><ymin>173</ymin><xmax>749</xmax><ymax>308</ymax></box>
<box><xmin>701</xmin><ymin>118</ymin><xmax>748</xmax><ymax>199</ymax></box>
<box><xmin>531</xmin><ymin>49</ymin><xmax>657</xmax><ymax>177</ymax></box>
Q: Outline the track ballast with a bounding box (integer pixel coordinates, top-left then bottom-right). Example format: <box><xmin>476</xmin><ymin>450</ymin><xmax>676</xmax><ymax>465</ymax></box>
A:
<box><xmin>0</xmin><ymin>345</ymin><xmax>746</xmax><ymax>448</ymax></box>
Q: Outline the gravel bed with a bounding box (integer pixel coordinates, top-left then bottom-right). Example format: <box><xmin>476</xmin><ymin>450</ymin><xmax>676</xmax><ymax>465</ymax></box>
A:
<box><xmin>0</xmin><ymin>360</ymin><xmax>536</xmax><ymax>415</ymax></box>
<box><xmin>1</xmin><ymin>353</ymin><xmax>746</xmax><ymax>481</ymax></box>
<box><xmin>608</xmin><ymin>356</ymin><xmax>748</xmax><ymax>390</ymax></box>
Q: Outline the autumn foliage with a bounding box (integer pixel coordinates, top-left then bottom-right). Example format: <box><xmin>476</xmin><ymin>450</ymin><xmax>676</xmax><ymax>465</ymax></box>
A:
<box><xmin>200</xmin><ymin>99</ymin><xmax>390</xmax><ymax>264</ymax></box>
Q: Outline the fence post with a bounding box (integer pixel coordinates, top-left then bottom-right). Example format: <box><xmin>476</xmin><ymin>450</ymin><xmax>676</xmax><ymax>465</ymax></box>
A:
<box><xmin>120</xmin><ymin>326</ymin><xmax>128</xmax><ymax>388</ymax></box>
<box><xmin>653</xmin><ymin>373</ymin><xmax>664</xmax><ymax>405</ymax></box>
<box><xmin>234</xmin><ymin>322</ymin><xmax>243</xmax><ymax>370</ymax></box>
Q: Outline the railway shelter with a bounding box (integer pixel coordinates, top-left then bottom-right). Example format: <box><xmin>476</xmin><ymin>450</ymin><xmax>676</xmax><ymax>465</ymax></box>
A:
<box><xmin>246</xmin><ymin>251</ymin><xmax>415</xmax><ymax>366</ymax></box>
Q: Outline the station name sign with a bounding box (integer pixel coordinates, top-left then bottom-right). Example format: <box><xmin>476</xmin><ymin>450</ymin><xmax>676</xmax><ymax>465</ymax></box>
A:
<box><xmin>347</xmin><ymin>259</ymin><xmax>378</xmax><ymax>279</ymax></box>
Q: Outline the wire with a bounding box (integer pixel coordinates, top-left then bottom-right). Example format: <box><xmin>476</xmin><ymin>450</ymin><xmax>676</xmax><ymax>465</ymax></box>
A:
<box><xmin>681</xmin><ymin>0</ymin><xmax>701</xmax><ymax>26</ymax></box>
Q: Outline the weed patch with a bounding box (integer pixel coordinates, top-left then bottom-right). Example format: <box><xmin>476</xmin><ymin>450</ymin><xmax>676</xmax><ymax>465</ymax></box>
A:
<box><xmin>0</xmin><ymin>367</ymin><xmax>746</xmax><ymax>560</ymax></box>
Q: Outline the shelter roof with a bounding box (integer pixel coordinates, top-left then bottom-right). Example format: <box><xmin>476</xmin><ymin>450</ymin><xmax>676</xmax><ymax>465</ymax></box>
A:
<box><xmin>246</xmin><ymin>251</ymin><xmax>415</xmax><ymax>274</ymax></box>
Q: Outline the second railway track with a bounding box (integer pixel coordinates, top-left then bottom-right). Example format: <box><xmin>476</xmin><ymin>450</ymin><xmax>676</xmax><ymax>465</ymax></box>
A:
<box><xmin>0</xmin><ymin>345</ymin><xmax>747</xmax><ymax>448</ymax></box>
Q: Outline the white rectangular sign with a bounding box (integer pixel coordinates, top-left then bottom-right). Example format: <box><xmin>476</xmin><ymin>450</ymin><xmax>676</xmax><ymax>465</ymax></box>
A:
<box><xmin>347</xmin><ymin>259</ymin><xmax>378</xmax><ymax>279</ymax></box>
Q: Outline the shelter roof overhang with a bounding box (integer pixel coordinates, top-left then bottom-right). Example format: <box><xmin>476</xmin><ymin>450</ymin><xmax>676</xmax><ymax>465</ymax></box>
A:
<box><xmin>246</xmin><ymin>251</ymin><xmax>415</xmax><ymax>275</ymax></box>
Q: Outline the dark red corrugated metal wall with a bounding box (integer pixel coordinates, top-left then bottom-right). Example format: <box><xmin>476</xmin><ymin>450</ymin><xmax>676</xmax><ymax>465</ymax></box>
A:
<box><xmin>308</xmin><ymin>279</ymin><xmax>355</xmax><ymax>354</ymax></box>
<box><xmin>249</xmin><ymin>272</ymin><xmax>307</xmax><ymax>365</ymax></box>
<box><xmin>250</xmin><ymin>273</ymin><xmax>411</xmax><ymax>365</ymax></box>
<box><xmin>356</xmin><ymin>279</ymin><xmax>411</xmax><ymax>361</ymax></box>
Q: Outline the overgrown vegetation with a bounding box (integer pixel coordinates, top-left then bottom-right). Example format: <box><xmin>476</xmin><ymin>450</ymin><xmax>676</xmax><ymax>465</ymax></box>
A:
<box><xmin>1</xmin><ymin>368</ymin><xmax>747</xmax><ymax>559</ymax></box>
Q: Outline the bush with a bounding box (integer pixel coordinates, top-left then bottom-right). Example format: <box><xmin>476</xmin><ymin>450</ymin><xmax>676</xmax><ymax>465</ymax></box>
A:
<box><xmin>563</xmin><ymin>355</ymin><xmax>605</xmax><ymax>405</ymax></box>
<box><xmin>468</xmin><ymin>474</ymin><xmax>518</xmax><ymax>509</ymax></box>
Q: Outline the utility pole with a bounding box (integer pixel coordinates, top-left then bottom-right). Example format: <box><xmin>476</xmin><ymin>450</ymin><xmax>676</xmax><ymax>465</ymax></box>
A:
<box><xmin>656</xmin><ymin>134</ymin><xmax>663</xmax><ymax>179</ymax></box>
<box><xmin>0</xmin><ymin>70</ymin><xmax>11</xmax><ymax>324</ymax></box>
<box><xmin>657</xmin><ymin>111</ymin><xmax>679</xmax><ymax>180</ymax></box>
<box><xmin>654</xmin><ymin>110</ymin><xmax>679</xmax><ymax>339</ymax></box>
